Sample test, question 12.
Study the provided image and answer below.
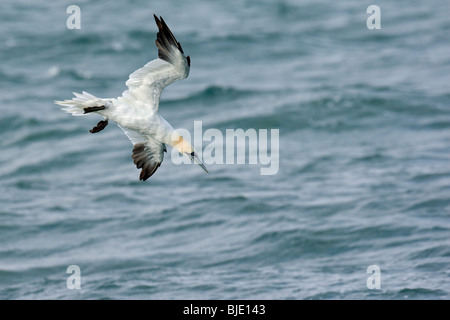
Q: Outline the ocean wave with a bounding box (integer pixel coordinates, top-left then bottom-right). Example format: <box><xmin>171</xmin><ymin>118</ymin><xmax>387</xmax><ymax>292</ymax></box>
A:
<box><xmin>45</xmin><ymin>66</ymin><xmax>96</xmax><ymax>81</ymax></box>
<box><xmin>394</xmin><ymin>288</ymin><xmax>448</xmax><ymax>299</ymax></box>
<box><xmin>410</xmin><ymin>172</ymin><xmax>450</xmax><ymax>183</ymax></box>
<box><xmin>405</xmin><ymin>197</ymin><xmax>450</xmax><ymax>213</ymax></box>
<box><xmin>164</xmin><ymin>85</ymin><xmax>265</xmax><ymax>105</ymax></box>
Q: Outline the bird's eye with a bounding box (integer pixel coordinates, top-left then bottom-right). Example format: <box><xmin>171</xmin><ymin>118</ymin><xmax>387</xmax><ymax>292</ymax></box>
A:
<box><xmin>190</xmin><ymin>152</ymin><xmax>195</xmax><ymax>157</ymax></box>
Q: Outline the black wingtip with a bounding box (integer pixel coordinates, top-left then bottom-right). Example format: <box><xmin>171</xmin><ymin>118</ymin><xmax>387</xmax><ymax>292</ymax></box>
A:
<box><xmin>153</xmin><ymin>14</ymin><xmax>190</xmax><ymax>66</ymax></box>
<box><xmin>153</xmin><ymin>14</ymin><xmax>161</xmax><ymax>27</ymax></box>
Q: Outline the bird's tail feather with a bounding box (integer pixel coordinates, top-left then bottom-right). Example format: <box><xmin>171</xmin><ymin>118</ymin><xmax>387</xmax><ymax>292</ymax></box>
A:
<box><xmin>55</xmin><ymin>91</ymin><xmax>110</xmax><ymax>116</ymax></box>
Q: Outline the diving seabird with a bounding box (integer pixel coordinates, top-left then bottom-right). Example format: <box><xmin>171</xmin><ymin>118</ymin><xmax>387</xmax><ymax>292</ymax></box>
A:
<box><xmin>55</xmin><ymin>15</ymin><xmax>208</xmax><ymax>181</ymax></box>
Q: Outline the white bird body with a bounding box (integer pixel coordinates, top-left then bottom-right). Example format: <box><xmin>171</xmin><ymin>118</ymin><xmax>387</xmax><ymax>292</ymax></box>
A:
<box><xmin>56</xmin><ymin>15</ymin><xmax>207</xmax><ymax>181</ymax></box>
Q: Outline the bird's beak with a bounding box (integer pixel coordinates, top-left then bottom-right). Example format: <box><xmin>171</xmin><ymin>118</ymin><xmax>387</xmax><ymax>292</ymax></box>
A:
<box><xmin>187</xmin><ymin>152</ymin><xmax>209</xmax><ymax>174</ymax></box>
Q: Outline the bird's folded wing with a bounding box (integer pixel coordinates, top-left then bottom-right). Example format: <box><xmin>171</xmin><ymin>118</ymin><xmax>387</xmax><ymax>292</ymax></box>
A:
<box><xmin>121</xmin><ymin>15</ymin><xmax>191</xmax><ymax>111</ymax></box>
<box><xmin>132</xmin><ymin>140</ymin><xmax>165</xmax><ymax>181</ymax></box>
<box><xmin>120</xmin><ymin>126</ymin><xmax>166</xmax><ymax>181</ymax></box>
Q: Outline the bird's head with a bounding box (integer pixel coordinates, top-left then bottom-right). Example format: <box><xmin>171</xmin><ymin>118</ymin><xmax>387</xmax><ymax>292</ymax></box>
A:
<box><xmin>171</xmin><ymin>134</ymin><xmax>193</xmax><ymax>154</ymax></box>
<box><xmin>170</xmin><ymin>132</ymin><xmax>208</xmax><ymax>173</ymax></box>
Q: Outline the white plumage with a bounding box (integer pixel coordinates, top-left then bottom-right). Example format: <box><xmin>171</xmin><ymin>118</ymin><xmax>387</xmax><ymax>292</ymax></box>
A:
<box><xmin>55</xmin><ymin>15</ymin><xmax>208</xmax><ymax>181</ymax></box>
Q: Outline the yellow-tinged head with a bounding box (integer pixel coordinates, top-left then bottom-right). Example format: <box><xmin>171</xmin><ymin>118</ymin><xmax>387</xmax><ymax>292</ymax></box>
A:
<box><xmin>171</xmin><ymin>135</ymin><xmax>194</xmax><ymax>154</ymax></box>
<box><xmin>169</xmin><ymin>131</ymin><xmax>209</xmax><ymax>174</ymax></box>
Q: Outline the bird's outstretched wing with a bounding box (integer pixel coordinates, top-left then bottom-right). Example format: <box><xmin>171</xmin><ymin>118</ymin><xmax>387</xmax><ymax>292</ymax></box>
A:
<box><xmin>121</xmin><ymin>15</ymin><xmax>191</xmax><ymax>112</ymax></box>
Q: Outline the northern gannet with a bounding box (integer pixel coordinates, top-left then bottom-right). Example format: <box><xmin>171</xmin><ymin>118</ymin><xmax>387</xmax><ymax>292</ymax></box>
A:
<box><xmin>56</xmin><ymin>15</ymin><xmax>208</xmax><ymax>181</ymax></box>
